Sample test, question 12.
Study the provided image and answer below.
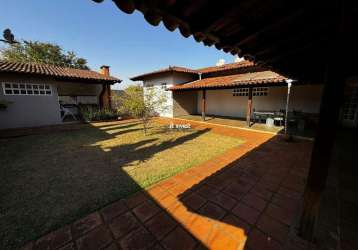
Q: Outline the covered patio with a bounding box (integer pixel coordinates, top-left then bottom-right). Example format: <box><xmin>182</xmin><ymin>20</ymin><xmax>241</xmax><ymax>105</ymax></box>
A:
<box><xmin>170</xmin><ymin>72</ymin><xmax>320</xmax><ymax>138</ymax></box>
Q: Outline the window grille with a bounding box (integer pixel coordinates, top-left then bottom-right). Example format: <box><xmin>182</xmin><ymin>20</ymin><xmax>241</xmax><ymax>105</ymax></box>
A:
<box><xmin>2</xmin><ymin>83</ymin><xmax>52</xmax><ymax>96</ymax></box>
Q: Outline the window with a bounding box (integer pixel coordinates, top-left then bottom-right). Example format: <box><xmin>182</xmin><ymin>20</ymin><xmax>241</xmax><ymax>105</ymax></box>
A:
<box><xmin>253</xmin><ymin>87</ymin><xmax>268</xmax><ymax>96</ymax></box>
<box><xmin>161</xmin><ymin>83</ymin><xmax>167</xmax><ymax>91</ymax></box>
<box><xmin>233</xmin><ymin>88</ymin><xmax>249</xmax><ymax>96</ymax></box>
<box><xmin>233</xmin><ymin>87</ymin><xmax>269</xmax><ymax>97</ymax></box>
<box><xmin>2</xmin><ymin>83</ymin><xmax>52</xmax><ymax>96</ymax></box>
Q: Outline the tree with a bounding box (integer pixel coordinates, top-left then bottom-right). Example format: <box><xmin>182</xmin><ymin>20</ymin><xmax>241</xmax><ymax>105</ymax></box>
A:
<box><xmin>119</xmin><ymin>85</ymin><xmax>167</xmax><ymax>135</ymax></box>
<box><xmin>0</xmin><ymin>40</ymin><xmax>89</xmax><ymax>69</ymax></box>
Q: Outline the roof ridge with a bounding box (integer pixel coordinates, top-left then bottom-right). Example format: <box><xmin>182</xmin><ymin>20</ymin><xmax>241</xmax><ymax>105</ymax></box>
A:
<box><xmin>0</xmin><ymin>60</ymin><xmax>121</xmax><ymax>83</ymax></box>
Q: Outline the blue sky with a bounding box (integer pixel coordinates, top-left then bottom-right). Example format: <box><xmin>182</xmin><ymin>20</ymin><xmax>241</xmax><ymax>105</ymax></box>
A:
<box><xmin>1</xmin><ymin>0</ymin><xmax>237</xmax><ymax>89</ymax></box>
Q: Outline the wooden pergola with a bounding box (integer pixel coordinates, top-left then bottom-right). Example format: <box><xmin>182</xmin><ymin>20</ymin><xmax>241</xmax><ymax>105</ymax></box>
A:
<box><xmin>93</xmin><ymin>0</ymin><xmax>356</xmax><ymax>241</ymax></box>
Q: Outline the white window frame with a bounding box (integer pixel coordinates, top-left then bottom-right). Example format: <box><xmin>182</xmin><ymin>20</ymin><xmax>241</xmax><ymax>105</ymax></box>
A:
<box><xmin>253</xmin><ymin>87</ymin><xmax>269</xmax><ymax>96</ymax></box>
<box><xmin>233</xmin><ymin>88</ymin><xmax>249</xmax><ymax>96</ymax></box>
<box><xmin>233</xmin><ymin>87</ymin><xmax>269</xmax><ymax>97</ymax></box>
<box><xmin>2</xmin><ymin>82</ymin><xmax>52</xmax><ymax>96</ymax></box>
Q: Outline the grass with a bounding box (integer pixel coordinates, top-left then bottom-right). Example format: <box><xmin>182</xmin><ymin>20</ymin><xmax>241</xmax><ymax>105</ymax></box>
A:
<box><xmin>0</xmin><ymin>120</ymin><xmax>244</xmax><ymax>249</ymax></box>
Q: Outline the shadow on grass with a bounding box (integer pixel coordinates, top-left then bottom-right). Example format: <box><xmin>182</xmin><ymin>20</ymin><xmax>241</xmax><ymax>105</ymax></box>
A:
<box><xmin>0</xmin><ymin>120</ymin><xmax>210</xmax><ymax>249</ymax></box>
<box><xmin>1</xmin><ymin>118</ymin><xmax>316</xmax><ymax>250</ymax></box>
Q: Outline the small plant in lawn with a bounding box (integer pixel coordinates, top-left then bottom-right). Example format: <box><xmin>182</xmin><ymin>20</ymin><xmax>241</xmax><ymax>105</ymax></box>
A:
<box><xmin>119</xmin><ymin>85</ymin><xmax>167</xmax><ymax>135</ymax></box>
<box><xmin>79</xmin><ymin>105</ymin><xmax>119</xmax><ymax>121</ymax></box>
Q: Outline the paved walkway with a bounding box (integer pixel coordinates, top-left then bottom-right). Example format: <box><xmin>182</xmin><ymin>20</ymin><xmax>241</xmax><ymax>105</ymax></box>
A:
<box><xmin>22</xmin><ymin>118</ymin><xmax>314</xmax><ymax>250</ymax></box>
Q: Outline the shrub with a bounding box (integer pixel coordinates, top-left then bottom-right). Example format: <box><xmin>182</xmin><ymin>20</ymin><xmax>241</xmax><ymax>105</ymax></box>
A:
<box><xmin>79</xmin><ymin>105</ymin><xmax>119</xmax><ymax>122</ymax></box>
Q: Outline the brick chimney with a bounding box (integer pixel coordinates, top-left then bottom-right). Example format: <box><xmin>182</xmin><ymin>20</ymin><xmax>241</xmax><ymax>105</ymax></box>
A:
<box><xmin>100</xmin><ymin>65</ymin><xmax>110</xmax><ymax>76</ymax></box>
<box><xmin>99</xmin><ymin>65</ymin><xmax>112</xmax><ymax>109</ymax></box>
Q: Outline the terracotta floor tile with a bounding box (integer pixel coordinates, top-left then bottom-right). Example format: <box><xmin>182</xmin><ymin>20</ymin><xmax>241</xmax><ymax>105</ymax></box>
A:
<box><xmin>125</xmin><ymin>191</ymin><xmax>148</xmax><ymax>209</ymax></box>
<box><xmin>76</xmin><ymin>225</ymin><xmax>113</xmax><ymax>250</ymax></box>
<box><xmin>271</xmin><ymin>194</ymin><xmax>300</xmax><ymax>212</ymax></box>
<box><xmin>58</xmin><ymin>242</ymin><xmax>76</xmax><ymax>250</ymax></box>
<box><xmin>246</xmin><ymin>228</ymin><xmax>282</xmax><ymax>250</ymax></box>
<box><xmin>157</xmin><ymin>193</ymin><xmax>178</xmax><ymax>209</ymax></box>
<box><xmin>161</xmin><ymin>227</ymin><xmax>197</xmax><ymax>250</ymax></box>
<box><xmin>158</xmin><ymin>179</ymin><xmax>177</xmax><ymax>190</ymax></box>
<box><xmin>145</xmin><ymin>212</ymin><xmax>177</xmax><ymax>240</ymax></box>
<box><xmin>109</xmin><ymin>211</ymin><xmax>141</xmax><ymax>239</ymax></box>
<box><xmin>196</xmin><ymin>184</ymin><xmax>220</xmax><ymax>199</ymax></box>
<box><xmin>277</xmin><ymin>186</ymin><xmax>302</xmax><ymax>200</ymax></box>
<box><xmin>50</xmin><ymin>225</ymin><xmax>72</xmax><ymax>249</ymax></box>
<box><xmin>168</xmin><ymin>203</ymin><xmax>195</xmax><ymax>225</ymax></box>
<box><xmin>231</xmin><ymin>203</ymin><xmax>260</xmax><ymax>225</ymax></box>
<box><xmin>71</xmin><ymin>212</ymin><xmax>102</xmax><ymax>239</ymax></box>
<box><xmin>101</xmin><ymin>199</ymin><xmax>128</xmax><ymax>223</ymax></box>
<box><xmin>209</xmin><ymin>192</ymin><xmax>237</xmax><ymax>211</ymax></box>
<box><xmin>33</xmin><ymin>233</ymin><xmax>52</xmax><ymax>250</ymax></box>
<box><xmin>118</xmin><ymin>226</ymin><xmax>156</xmax><ymax>250</ymax></box>
<box><xmin>199</xmin><ymin>202</ymin><xmax>227</xmax><ymax>220</ymax></box>
<box><xmin>181</xmin><ymin>192</ymin><xmax>207</xmax><ymax>211</ymax></box>
<box><xmin>147</xmin><ymin>185</ymin><xmax>167</xmax><ymax>200</ymax></box>
<box><xmin>103</xmin><ymin>243</ymin><xmax>119</xmax><ymax>250</ymax></box>
<box><xmin>264</xmin><ymin>203</ymin><xmax>296</xmax><ymax>226</ymax></box>
<box><xmin>221</xmin><ymin>213</ymin><xmax>251</xmax><ymax>238</ymax></box>
<box><xmin>256</xmin><ymin>215</ymin><xmax>289</xmax><ymax>243</ymax></box>
<box><xmin>242</xmin><ymin>193</ymin><xmax>267</xmax><ymax>212</ymax></box>
<box><xmin>168</xmin><ymin>183</ymin><xmax>190</xmax><ymax>197</ymax></box>
<box><xmin>206</xmin><ymin>226</ymin><xmax>242</xmax><ymax>250</ymax></box>
<box><xmin>223</xmin><ymin>183</ymin><xmax>247</xmax><ymax>201</ymax></box>
<box><xmin>186</xmin><ymin>215</ymin><xmax>214</xmax><ymax>243</ymax></box>
<box><xmin>249</xmin><ymin>187</ymin><xmax>273</xmax><ymax>201</ymax></box>
<box><xmin>132</xmin><ymin>200</ymin><xmax>161</xmax><ymax>222</ymax></box>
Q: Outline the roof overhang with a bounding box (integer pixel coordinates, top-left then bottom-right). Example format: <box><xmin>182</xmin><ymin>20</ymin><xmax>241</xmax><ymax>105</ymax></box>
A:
<box><xmin>169</xmin><ymin>71</ymin><xmax>288</xmax><ymax>91</ymax></box>
<box><xmin>93</xmin><ymin>0</ymin><xmax>357</xmax><ymax>83</ymax></box>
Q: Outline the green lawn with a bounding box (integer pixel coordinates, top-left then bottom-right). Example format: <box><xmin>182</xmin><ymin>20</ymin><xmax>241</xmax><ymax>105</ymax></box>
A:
<box><xmin>0</xmin><ymin>120</ymin><xmax>244</xmax><ymax>249</ymax></box>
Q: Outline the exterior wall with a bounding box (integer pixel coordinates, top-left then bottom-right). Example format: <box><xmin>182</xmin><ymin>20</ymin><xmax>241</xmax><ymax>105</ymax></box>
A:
<box><xmin>142</xmin><ymin>72</ymin><xmax>197</xmax><ymax>117</ymax></box>
<box><xmin>0</xmin><ymin>73</ymin><xmax>105</xmax><ymax>129</ymax></box>
<box><xmin>0</xmin><ymin>74</ymin><xmax>62</xmax><ymax>129</ymax></box>
<box><xmin>173</xmin><ymin>91</ymin><xmax>198</xmax><ymax>117</ymax></box>
<box><xmin>196</xmin><ymin>85</ymin><xmax>323</xmax><ymax>118</ymax></box>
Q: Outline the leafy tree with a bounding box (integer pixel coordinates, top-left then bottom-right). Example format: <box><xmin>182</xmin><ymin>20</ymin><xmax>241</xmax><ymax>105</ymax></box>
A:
<box><xmin>119</xmin><ymin>85</ymin><xmax>167</xmax><ymax>135</ymax></box>
<box><xmin>0</xmin><ymin>40</ymin><xmax>89</xmax><ymax>69</ymax></box>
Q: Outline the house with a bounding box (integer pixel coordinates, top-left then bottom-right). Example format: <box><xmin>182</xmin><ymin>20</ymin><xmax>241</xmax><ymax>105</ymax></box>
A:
<box><xmin>131</xmin><ymin>60</ymin><xmax>323</xmax><ymax>126</ymax></box>
<box><xmin>0</xmin><ymin>61</ymin><xmax>121</xmax><ymax>129</ymax></box>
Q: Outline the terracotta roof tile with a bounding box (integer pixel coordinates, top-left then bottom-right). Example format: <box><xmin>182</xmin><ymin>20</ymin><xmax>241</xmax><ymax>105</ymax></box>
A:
<box><xmin>197</xmin><ymin>60</ymin><xmax>254</xmax><ymax>74</ymax></box>
<box><xmin>131</xmin><ymin>60</ymin><xmax>256</xmax><ymax>81</ymax></box>
<box><xmin>0</xmin><ymin>60</ymin><xmax>121</xmax><ymax>84</ymax></box>
<box><xmin>169</xmin><ymin>71</ymin><xmax>287</xmax><ymax>90</ymax></box>
<box><xmin>131</xmin><ymin>66</ymin><xmax>198</xmax><ymax>81</ymax></box>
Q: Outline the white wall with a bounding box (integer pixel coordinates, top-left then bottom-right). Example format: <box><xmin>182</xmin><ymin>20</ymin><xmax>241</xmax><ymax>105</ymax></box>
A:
<box><xmin>0</xmin><ymin>75</ymin><xmax>62</xmax><ymax>129</ymax></box>
<box><xmin>142</xmin><ymin>72</ymin><xmax>197</xmax><ymax>117</ymax></box>
<box><xmin>197</xmin><ymin>85</ymin><xmax>323</xmax><ymax>118</ymax></box>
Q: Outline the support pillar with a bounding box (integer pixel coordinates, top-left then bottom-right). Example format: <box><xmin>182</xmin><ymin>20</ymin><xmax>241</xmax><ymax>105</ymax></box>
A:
<box><xmin>246</xmin><ymin>87</ymin><xmax>253</xmax><ymax>126</ymax></box>
<box><xmin>299</xmin><ymin>64</ymin><xmax>345</xmax><ymax>241</ymax></box>
<box><xmin>201</xmin><ymin>89</ymin><xmax>206</xmax><ymax>121</ymax></box>
<box><xmin>299</xmin><ymin>0</ymin><xmax>346</xmax><ymax>241</ymax></box>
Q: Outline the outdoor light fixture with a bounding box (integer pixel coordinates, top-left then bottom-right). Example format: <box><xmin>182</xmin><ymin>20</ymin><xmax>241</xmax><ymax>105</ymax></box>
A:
<box><xmin>284</xmin><ymin>79</ymin><xmax>295</xmax><ymax>136</ymax></box>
